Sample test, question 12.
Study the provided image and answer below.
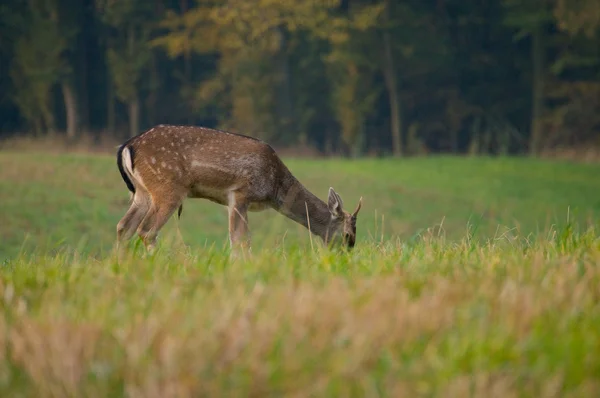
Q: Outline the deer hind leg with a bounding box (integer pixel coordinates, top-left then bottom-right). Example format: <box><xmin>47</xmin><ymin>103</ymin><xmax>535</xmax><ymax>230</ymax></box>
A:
<box><xmin>228</xmin><ymin>192</ymin><xmax>251</xmax><ymax>252</ymax></box>
<box><xmin>117</xmin><ymin>191</ymin><xmax>151</xmax><ymax>243</ymax></box>
<box><xmin>136</xmin><ymin>194</ymin><xmax>183</xmax><ymax>253</ymax></box>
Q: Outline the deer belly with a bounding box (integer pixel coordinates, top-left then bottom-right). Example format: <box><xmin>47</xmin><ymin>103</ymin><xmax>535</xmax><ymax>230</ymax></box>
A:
<box><xmin>248</xmin><ymin>201</ymin><xmax>271</xmax><ymax>212</ymax></box>
<box><xmin>188</xmin><ymin>185</ymin><xmax>229</xmax><ymax>206</ymax></box>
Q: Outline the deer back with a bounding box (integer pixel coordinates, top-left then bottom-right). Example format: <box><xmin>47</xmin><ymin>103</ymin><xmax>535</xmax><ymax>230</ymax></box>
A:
<box><xmin>120</xmin><ymin>125</ymin><xmax>292</xmax><ymax>206</ymax></box>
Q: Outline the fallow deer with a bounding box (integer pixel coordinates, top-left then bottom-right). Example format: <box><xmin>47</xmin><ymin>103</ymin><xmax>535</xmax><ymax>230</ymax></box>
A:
<box><xmin>115</xmin><ymin>124</ymin><xmax>362</xmax><ymax>253</ymax></box>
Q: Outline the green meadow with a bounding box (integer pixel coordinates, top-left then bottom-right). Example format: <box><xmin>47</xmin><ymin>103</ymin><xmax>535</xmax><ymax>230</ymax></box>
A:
<box><xmin>0</xmin><ymin>151</ymin><xmax>599</xmax><ymax>396</ymax></box>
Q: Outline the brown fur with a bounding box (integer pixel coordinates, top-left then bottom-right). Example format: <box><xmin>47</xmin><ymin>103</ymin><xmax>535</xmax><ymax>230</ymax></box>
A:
<box><xmin>116</xmin><ymin>124</ymin><xmax>363</xmax><ymax>252</ymax></box>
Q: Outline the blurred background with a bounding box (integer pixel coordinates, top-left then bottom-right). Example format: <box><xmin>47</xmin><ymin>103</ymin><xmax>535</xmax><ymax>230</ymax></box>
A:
<box><xmin>0</xmin><ymin>0</ymin><xmax>598</xmax><ymax>158</ymax></box>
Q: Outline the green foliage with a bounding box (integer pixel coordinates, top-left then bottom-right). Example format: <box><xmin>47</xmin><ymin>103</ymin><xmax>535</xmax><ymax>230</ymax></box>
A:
<box><xmin>151</xmin><ymin>1</ymin><xmax>386</xmax><ymax>143</ymax></box>
<box><xmin>95</xmin><ymin>0</ymin><xmax>154</xmax><ymax>27</ymax></box>
<box><xmin>554</xmin><ymin>0</ymin><xmax>600</xmax><ymax>38</ymax></box>
<box><xmin>7</xmin><ymin>0</ymin><xmax>76</xmax><ymax>133</ymax></box>
<box><xmin>96</xmin><ymin>0</ymin><xmax>154</xmax><ymax>122</ymax></box>
<box><xmin>546</xmin><ymin>1</ymin><xmax>600</xmax><ymax>144</ymax></box>
<box><xmin>323</xmin><ymin>3</ymin><xmax>384</xmax><ymax>153</ymax></box>
<box><xmin>105</xmin><ymin>29</ymin><xmax>152</xmax><ymax>103</ymax></box>
<box><xmin>502</xmin><ymin>0</ymin><xmax>554</xmax><ymax>40</ymax></box>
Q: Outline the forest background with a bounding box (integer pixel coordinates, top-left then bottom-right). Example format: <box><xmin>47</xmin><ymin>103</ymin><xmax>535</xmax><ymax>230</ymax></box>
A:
<box><xmin>0</xmin><ymin>0</ymin><xmax>599</xmax><ymax>157</ymax></box>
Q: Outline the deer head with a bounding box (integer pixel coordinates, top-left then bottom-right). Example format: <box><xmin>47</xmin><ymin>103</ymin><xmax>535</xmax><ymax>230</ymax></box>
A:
<box><xmin>326</xmin><ymin>187</ymin><xmax>363</xmax><ymax>249</ymax></box>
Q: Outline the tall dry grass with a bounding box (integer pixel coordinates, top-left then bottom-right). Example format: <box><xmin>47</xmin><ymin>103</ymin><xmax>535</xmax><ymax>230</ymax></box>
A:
<box><xmin>0</xmin><ymin>226</ymin><xmax>598</xmax><ymax>397</ymax></box>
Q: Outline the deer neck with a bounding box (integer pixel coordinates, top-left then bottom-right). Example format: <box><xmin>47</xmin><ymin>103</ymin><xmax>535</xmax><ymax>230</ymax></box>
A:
<box><xmin>275</xmin><ymin>177</ymin><xmax>333</xmax><ymax>243</ymax></box>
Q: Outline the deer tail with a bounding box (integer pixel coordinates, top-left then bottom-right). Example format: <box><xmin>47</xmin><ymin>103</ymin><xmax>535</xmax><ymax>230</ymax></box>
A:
<box><xmin>117</xmin><ymin>143</ymin><xmax>136</xmax><ymax>195</ymax></box>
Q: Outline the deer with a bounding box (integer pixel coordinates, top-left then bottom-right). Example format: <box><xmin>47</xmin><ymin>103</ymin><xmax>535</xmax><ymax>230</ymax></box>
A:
<box><xmin>115</xmin><ymin>124</ymin><xmax>363</xmax><ymax>254</ymax></box>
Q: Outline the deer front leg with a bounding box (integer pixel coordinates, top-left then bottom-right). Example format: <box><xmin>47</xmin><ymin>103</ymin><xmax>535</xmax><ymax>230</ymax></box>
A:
<box><xmin>227</xmin><ymin>192</ymin><xmax>251</xmax><ymax>253</ymax></box>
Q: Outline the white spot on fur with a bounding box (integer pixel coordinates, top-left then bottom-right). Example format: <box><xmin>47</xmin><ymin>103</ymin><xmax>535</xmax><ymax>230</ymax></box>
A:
<box><xmin>161</xmin><ymin>162</ymin><xmax>166</xmax><ymax>168</ymax></box>
<box><xmin>151</xmin><ymin>157</ymin><xmax>156</xmax><ymax>164</ymax></box>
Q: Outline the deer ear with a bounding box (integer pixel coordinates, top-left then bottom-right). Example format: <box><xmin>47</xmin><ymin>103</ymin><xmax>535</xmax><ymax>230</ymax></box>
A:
<box><xmin>328</xmin><ymin>187</ymin><xmax>343</xmax><ymax>217</ymax></box>
<box><xmin>352</xmin><ymin>197</ymin><xmax>363</xmax><ymax>217</ymax></box>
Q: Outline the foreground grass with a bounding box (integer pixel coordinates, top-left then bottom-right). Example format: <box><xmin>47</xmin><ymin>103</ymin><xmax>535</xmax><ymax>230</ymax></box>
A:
<box><xmin>1</xmin><ymin>151</ymin><xmax>600</xmax><ymax>396</ymax></box>
<box><xmin>0</xmin><ymin>226</ymin><xmax>599</xmax><ymax>397</ymax></box>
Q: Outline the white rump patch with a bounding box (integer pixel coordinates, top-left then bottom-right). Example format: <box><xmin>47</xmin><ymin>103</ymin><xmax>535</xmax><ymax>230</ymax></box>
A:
<box><xmin>122</xmin><ymin>146</ymin><xmax>133</xmax><ymax>176</ymax></box>
<box><xmin>121</xmin><ymin>146</ymin><xmax>150</xmax><ymax>200</ymax></box>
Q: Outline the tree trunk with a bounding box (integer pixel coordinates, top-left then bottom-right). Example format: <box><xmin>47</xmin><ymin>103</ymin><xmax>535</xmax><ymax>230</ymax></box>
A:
<box><xmin>33</xmin><ymin>115</ymin><xmax>43</xmax><ymax>137</ymax></box>
<box><xmin>529</xmin><ymin>24</ymin><xmax>544</xmax><ymax>156</ymax></box>
<box><xmin>107</xmin><ymin>79</ymin><xmax>115</xmax><ymax>133</ymax></box>
<box><xmin>147</xmin><ymin>52</ymin><xmax>159</xmax><ymax>127</ymax></box>
<box><xmin>382</xmin><ymin>0</ymin><xmax>403</xmax><ymax>156</ymax></box>
<box><xmin>127</xmin><ymin>26</ymin><xmax>141</xmax><ymax>138</ymax></box>
<box><xmin>184</xmin><ymin>50</ymin><xmax>192</xmax><ymax>125</ymax></box>
<box><xmin>129</xmin><ymin>96</ymin><xmax>140</xmax><ymax>138</ymax></box>
<box><xmin>61</xmin><ymin>80</ymin><xmax>79</xmax><ymax>138</ymax></box>
<box><xmin>78</xmin><ymin>26</ymin><xmax>89</xmax><ymax>131</ymax></box>
<box><xmin>41</xmin><ymin>99</ymin><xmax>56</xmax><ymax>134</ymax></box>
<box><xmin>275</xmin><ymin>26</ymin><xmax>294</xmax><ymax>143</ymax></box>
<box><xmin>106</xmin><ymin>34</ymin><xmax>116</xmax><ymax>135</ymax></box>
<box><xmin>181</xmin><ymin>0</ymin><xmax>193</xmax><ymax>125</ymax></box>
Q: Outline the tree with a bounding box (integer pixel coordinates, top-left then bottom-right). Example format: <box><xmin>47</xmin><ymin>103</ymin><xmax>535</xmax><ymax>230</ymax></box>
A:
<box><xmin>322</xmin><ymin>1</ymin><xmax>383</xmax><ymax>156</ymax></box>
<box><xmin>153</xmin><ymin>0</ymin><xmax>345</xmax><ymax>143</ymax></box>
<box><xmin>381</xmin><ymin>0</ymin><xmax>401</xmax><ymax>156</ymax></box>
<box><xmin>6</xmin><ymin>0</ymin><xmax>78</xmax><ymax>136</ymax></box>
<box><xmin>95</xmin><ymin>0</ymin><xmax>154</xmax><ymax>137</ymax></box>
<box><xmin>545</xmin><ymin>0</ymin><xmax>600</xmax><ymax>147</ymax></box>
<box><xmin>502</xmin><ymin>0</ymin><xmax>554</xmax><ymax>155</ymax></box>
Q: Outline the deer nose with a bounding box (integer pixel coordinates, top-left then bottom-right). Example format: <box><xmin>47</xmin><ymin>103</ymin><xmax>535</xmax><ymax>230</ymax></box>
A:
<box><xmin>344</xmin><ymin>234</ymin><xmax>355</xmax><ymax>248</ymax></box>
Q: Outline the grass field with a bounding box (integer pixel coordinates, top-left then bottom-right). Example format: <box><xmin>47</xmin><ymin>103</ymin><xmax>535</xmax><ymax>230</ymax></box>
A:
<box><xmin>0</xmin><ymin>151</ymin><xmax>599</xmax><ymax>396</ymax></box>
